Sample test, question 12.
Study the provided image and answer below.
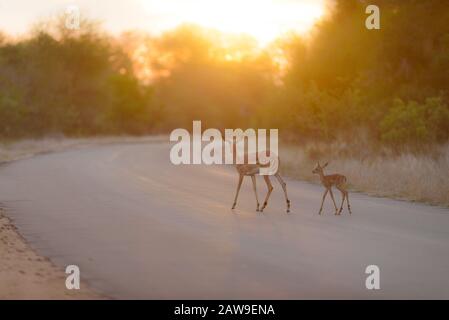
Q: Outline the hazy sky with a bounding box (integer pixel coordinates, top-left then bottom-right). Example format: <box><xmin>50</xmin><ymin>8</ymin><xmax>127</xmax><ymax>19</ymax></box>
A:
<box><xmin>0</xmin><ymin>0</ymin><xmax>326</xmax><ymax>45</ymax></box>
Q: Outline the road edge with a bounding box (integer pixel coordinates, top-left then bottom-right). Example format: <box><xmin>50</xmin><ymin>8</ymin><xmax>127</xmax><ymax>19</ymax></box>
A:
<box><xmin>0</xmin><ymin>136</ymin><xmax>168</xmax><ymax>299</ymax></box>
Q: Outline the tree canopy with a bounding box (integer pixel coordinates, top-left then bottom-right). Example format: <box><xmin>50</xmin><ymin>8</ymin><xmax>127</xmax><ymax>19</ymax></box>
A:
<box><xmin>0</xmin><ymin>0</ymin><xmax>448</xmax><ymax>147</ymax></box>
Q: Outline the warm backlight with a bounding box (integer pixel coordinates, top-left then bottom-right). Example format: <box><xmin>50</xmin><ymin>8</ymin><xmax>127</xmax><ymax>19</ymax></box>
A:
<box><xmin>139</xmin><ymin>0</ymin><xmax>325</xmax><ymax>46</ymax></box>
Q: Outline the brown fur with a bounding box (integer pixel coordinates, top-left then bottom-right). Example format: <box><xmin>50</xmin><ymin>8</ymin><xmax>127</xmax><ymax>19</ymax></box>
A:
<box><xmin>229</xmin><ymin>148</ymin><xmax>291</xmax><ymax>213</ymax></box>
<box><xmin>312</xmin><ymin>162</ymin><xmax>352</xmax><ymax>215</ymax></box>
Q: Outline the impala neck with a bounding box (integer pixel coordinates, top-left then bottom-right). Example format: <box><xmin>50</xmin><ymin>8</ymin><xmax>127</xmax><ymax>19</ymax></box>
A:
<box><xmin>318</xmin><ymin>170</ymin><xmax>326</xmax><ymax>182</ymax></box>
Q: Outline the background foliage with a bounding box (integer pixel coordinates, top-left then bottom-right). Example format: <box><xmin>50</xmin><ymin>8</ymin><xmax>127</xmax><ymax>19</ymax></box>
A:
<box><xmin>0</xmin><ymin>0</ymin><xmax>448</xmax><ymax>148</ymax></box>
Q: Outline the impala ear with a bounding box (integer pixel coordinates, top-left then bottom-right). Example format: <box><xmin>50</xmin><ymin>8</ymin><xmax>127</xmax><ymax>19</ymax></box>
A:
<box><xmin>323</xmin><ymin>162</ymin><xmax>329</xmax><ymax>168</ymax></box>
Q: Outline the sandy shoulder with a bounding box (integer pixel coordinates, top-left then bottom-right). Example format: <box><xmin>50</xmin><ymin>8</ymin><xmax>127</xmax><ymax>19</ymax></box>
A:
<box><xmin>0</xmin><ymin>209</ymin><xmax>102</xmax><ymax>299</ymax></box>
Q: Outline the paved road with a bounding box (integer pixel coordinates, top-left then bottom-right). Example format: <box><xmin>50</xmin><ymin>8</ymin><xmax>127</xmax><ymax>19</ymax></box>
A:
<box><xmin>0</xmin><ymin>142</ymin><xmax>448</xmax><ymax>299</ymax></box>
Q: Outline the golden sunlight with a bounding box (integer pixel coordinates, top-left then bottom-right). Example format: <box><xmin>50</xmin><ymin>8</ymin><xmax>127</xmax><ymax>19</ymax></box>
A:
<box><xmin>139</xmin><ymin>0</ymin><xmax>326</xmax><ymax>46</ymax></box>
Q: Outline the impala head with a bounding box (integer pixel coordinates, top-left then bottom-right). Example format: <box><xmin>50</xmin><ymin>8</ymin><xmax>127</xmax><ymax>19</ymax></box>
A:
<box><xmin>222</xmin><ymin>131</ymin><xmax>245</xmax><ymax>147</ymax></box>
<box><xmin>222</xmin><ymin>131</ymin><xmax>246</xmax><ymax>158</ymax></box>
<box><xmin>312</xmin><ymin>161</ymin><xmax>328</xmax><ymax>175</ymax></box>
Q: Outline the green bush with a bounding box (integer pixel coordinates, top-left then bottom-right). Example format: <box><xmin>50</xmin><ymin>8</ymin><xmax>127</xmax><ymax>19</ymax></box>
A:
<box><xmin>380</xmin><ymin>97</ymin><xmax>449</xmax><ymax>145</ymax></box>
<box><xmin>106</xmin><ymin>74</ymin><xmax>154</xmax><ymax>134</ymax></box>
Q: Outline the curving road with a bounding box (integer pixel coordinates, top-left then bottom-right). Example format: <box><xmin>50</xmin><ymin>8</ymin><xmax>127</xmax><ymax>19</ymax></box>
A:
<box><xmin>0</xmin><ymin>142</ymin><xmax>448</xmax><ymax>299</ymax></box>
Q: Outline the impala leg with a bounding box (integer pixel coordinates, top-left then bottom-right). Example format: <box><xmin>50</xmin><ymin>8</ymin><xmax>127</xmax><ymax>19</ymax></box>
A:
<box><xmin>328</xmin><ymin>188</ymin><xmax>339</xmax><ymax>215</ymax></box>
<box><xmin>232</xmin><ymin>174</ymin><xmax>244</xmax><ymax>209</ymax></box>
<box><xmin>346</xmin><ymin>191</ymin><xmax>352</xmax><ymax>214</ymax></box>
<box><xmin>275</xmin><ymin>173</ymin><xmax>290</xmax><ymax>213</ymax></box>
<box><xmin>337</xmin><ymin>186</ymin><xmax>346</xmax><ymax>214</ymax></box>
<box><xmin>319</xmin><ymin>189</ymin><xmax>328</xmax><ymax>215</ymax></box>
<box><xmin>250</xmin><ymin>175</ymin><xmax>260</xmax><ymax>212</ymax></box>
<box><xmin>260</xmin><ymin>175</ymin><xmax>273</xmax><ymax>212</ymax></box>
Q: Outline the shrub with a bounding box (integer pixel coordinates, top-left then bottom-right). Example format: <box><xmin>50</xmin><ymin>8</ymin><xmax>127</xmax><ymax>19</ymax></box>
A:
<box><xmin>380</xmin><ymin>97</ymin><xmax>449</xmax><ymax>145</ymax></box>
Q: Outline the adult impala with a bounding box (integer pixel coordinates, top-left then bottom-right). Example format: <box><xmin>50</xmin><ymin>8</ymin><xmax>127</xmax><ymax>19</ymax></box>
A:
<box><xmin>224</xmin><ymin>135</ymin><xmax>291</xmax><ymax>213</ymax></box>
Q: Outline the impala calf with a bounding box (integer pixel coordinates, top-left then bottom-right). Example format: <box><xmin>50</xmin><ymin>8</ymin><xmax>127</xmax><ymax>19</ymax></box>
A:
<box><xmin>312</xmin><ymin>162</ymin><xmax>352</xmax><ymax>215</ymax></box>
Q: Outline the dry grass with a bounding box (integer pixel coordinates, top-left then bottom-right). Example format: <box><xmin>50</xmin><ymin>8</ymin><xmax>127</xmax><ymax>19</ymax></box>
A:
<box><xmin>280</xmin><ymin>141</ymin><xmax>449</xmax><ymax>207</ymax></box>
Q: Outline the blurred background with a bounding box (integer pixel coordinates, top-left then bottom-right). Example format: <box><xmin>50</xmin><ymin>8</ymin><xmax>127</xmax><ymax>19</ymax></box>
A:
<box><xmin>0</xmin><ymin>0</ymin><xmax>448</xmax><ymax>205</ymax></box>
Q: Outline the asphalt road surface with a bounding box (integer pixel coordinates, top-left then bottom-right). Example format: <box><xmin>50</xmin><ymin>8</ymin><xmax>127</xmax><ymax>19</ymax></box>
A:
<box><xmin>0</xmin><ymin>142</ymin><xmax>448</xmax><ymax>299</ymax></box>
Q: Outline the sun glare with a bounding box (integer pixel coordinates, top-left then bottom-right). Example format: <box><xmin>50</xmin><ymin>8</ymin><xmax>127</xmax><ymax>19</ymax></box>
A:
<box><xmin>139</xmin><ymin>0</ymin><xmax>325</xmax><ymax>46</ymax></box>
